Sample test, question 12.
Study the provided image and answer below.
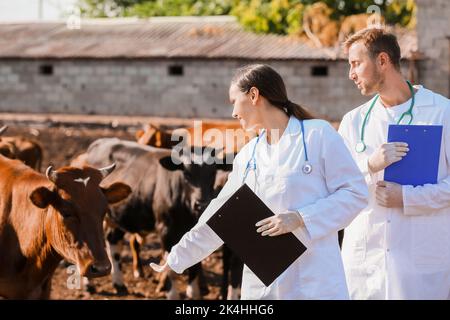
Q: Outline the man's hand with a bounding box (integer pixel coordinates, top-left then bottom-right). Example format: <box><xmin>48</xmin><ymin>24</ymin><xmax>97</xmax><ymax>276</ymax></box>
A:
<box><xmin>368</xmin><ymin>142</ymin><xmax>409</xmax><ymax>173</ymax></box>
<box><xmin>255</xmin><ymin>211</ymin><xmax>304</xmax><ymax>237</ymax></box>
<box><xmin>376</xmin><ymin>181</ymin><xmax>404</xmax><ymax>208</ymax></box>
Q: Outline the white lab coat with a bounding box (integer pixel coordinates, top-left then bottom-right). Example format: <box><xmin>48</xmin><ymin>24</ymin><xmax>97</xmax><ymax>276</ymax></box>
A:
<box><xmin>166</xmin><ymin>117</ymin><xmax>368</xmax><ymax>300</ymax></box>
<box><xmin>339</xmin><ymin>85</ymin><xmax>450</xmax><ymax>300</ymax></box>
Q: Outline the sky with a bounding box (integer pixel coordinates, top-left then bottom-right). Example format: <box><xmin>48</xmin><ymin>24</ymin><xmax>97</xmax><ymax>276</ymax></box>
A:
<box><xmin>0</xmin><ymin>0</ymin><xmax>78</xmax><ymax>22</ymax></box>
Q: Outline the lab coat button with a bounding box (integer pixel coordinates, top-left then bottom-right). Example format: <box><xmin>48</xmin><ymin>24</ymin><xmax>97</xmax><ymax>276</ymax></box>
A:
<box><xmin>387</xmin><ymin>220</ymin><xmax>391</xmax><ymax>223</ymax></box>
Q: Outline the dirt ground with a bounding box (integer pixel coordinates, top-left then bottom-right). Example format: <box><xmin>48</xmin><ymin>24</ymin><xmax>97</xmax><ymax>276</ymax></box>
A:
<box><xmin>50</xmin><ymin>232</ymin><xmax>224</xmax><ymax>300</ymax></box>
<box><xmin>2</xmin><ymin>118</ymin><xmax>225</xmax><ymax>300</ymax></box>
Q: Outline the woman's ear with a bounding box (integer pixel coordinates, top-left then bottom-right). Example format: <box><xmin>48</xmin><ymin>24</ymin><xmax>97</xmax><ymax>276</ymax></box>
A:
<box><xmin>249</xmin><ymin>87</ymin><xmax>260</xmax><ymax>105</ymax></box>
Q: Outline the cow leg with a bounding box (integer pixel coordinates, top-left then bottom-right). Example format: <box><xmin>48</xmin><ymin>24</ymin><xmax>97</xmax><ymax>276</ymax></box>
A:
<box><xmin>166</xmin><ymin>269</ymin><xmax>180</xmax><ymax>300</ymax></box>
<box><xmin>198</xmin><ymin>265</ymin><xmax>209</xmax><ymax>296</ymax></box>
<box><xmin>228</xmin><ymin>254</ymin><xmax>243</xmax><ymax>300</ymax></box>
<box><xmin>221</xmin><ymin>245</ymin><xmax>231</xmax><ymax>300</ymax></box>
<box><xmin>186</xmin><ymin>262</ymin><xmax>204</xmax><ymax>300</ymax></box>
<box><xmin>130</xmin><ymin>233</ymin><xmax>144</xmax><ymax>278</ymax></box>
<box><xmin>106</xmin><ymin>228</ymin><xmax>128</xmax><ymax>295</ymax></box>
<box><xmin>154</xmin><ymin>251</ymin><xmax>171</xmax><ymax>296</ymax></box>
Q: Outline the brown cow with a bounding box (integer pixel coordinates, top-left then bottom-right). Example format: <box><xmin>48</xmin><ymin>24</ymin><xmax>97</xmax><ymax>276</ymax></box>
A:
<box><xmin>0</xmin><ymin>125</ymin><xmax>43</xmax><ymax>171</ymax></box>
<box><xmin>0</xmin><ymin>157</ymin><xmax>131</xmax><ymax>299</ymax></box>
<box><xmin>0</xmin><ymin>125</ymin><xmax>17</xmax><ymax>159</ymax></box>
<box><xmin>136</xmin><ymin>121</ymin><xmax>254</xmax><ymax>154</ymax></box>
<box><xmin>2</xmin><ymin>136</ymin><xmax>43</xmax><ymax>171</ymax></box>
<box><xmin>135</xmin><ymin>124</ymin><xmax>176</xmax><ymax>148</ymax></box>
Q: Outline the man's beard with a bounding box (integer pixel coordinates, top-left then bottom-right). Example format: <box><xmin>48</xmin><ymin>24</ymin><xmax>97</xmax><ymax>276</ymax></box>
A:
<box><xmin>361</xmin><ymin>68</ymin><xmax>383</xmax><ymax>96</ymax></box>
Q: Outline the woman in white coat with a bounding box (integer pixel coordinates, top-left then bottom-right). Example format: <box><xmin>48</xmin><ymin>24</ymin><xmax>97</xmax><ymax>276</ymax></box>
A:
<box><xmin>339</xmin><ymin>28</ymin><xmax>450</xmax><ymax>299</ymax></box>
<box><xmin>151</xmin><ymin>64</ymin><xmax>368</xmax><ymax>299</ymax></box>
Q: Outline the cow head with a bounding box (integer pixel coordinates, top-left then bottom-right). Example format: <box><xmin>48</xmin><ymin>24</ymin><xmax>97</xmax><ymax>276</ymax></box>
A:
<box><xmin>0</xmin><ymin>125</ymin><xmax>17</xmax><ymax>159</ymax></box>
<box><xmin>29</xmin><ymin>164</ymin><xmax>132</xmax><ymax>278</ymax></box>
<box><xmin>159</xmin><ymin>147</ymin><xmax>232</xmax><ymax>218</ymax></box>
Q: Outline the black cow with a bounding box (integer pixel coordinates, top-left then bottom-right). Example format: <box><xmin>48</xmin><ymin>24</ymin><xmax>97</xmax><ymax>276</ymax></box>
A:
<box><xmin>77</xmin><ymin>138</ymin><xmax>231</xmax><ymax>299</ymax></box>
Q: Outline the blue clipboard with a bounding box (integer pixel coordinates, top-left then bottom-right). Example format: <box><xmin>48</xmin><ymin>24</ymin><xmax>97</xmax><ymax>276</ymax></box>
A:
<box><xmin>384</xmin><ymin>125</ymin><xmax>442</xmax><ymax>186</ymax></box>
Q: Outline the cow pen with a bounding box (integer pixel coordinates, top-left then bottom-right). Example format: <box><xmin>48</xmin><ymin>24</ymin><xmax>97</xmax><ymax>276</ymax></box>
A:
<box><xmin>0</xmin><ymin>113</ymin><xmax>227</xmax><ymax>300</ymax></box>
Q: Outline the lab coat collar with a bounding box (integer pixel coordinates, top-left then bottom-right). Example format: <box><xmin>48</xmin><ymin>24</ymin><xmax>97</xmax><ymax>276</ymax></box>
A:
<box><xmin>286</xmin><ymin>116</ymin><xmax>302</xmax><ymax>136</ymax></box>
<box><xmin>412</xmin><ymin>85</ymin><xmax>434</xmax><ymax>107</ymax></box>
<box><xmin>360</xmin><ymin>84</ymin><xmax>433</xmax><ymax>118</ymax></box>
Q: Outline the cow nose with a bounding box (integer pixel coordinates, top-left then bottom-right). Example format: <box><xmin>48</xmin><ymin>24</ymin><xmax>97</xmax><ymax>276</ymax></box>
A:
<box><xmin>87</xmin><ymin>260</ymin><xmax>111</xmax><ymax>278</ymax></box>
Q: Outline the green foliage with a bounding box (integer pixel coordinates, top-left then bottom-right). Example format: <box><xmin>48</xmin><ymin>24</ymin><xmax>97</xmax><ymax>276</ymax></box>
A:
<box><xmin>384</xmin><ymin>0</ymin><xmax>416</xmax><ymax>28</ymax></box>
<box><xmin>78</xmin><ymin>0</ymin><xmax>233</xmax><ymax>17</ymax></box>
<box><xmin>230</xmin><ymin>0</ymin><xmax>304</xmax><ymax>35</ymax></box>
<box><xmin>77</xmin><ymin>0</ymin><xmax>416</xmax><ymax>33</ymax></box>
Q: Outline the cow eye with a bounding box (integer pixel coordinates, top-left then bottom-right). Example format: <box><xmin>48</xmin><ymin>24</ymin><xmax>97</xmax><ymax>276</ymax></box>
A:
<box><xmin>61</xmin><ymin>209</ymin><xmax>73</xmax><ymax>219</ymax></box>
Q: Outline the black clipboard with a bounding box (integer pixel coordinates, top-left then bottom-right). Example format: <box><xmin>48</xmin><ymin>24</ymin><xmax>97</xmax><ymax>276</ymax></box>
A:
<box><xmin>206</xmin><ymin>184</ymin><xmax>307</xmax><ymax>287</ymax></box>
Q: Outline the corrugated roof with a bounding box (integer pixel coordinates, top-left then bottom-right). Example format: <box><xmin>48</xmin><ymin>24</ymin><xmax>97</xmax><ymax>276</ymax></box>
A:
<box><xmin>0</xmin><ymin>16</ymin><xmax>418</xmax><ymax>60</ymax></box>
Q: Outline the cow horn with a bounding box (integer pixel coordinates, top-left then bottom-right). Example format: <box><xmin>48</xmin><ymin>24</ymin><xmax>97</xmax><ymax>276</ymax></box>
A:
<box><xmin>0</xmin><ymin>125</ymin><xmax>7</xmax><ymax>136</ymax></box>
<box><xmin>45</xmin><ymin>166</ymin><xmax>58</xmax><ymax>183</ymax></box>
<box><xmin>99</xmin><ymin>163</ymin><xmax>116</xmax><ymax>179</ymax></box>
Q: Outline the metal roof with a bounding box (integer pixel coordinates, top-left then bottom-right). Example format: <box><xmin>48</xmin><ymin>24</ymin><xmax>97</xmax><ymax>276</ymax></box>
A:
<box><xmin>0</xmin><ymin>16</ymin><xmax>418</xmax><ymax>60</ymax></box>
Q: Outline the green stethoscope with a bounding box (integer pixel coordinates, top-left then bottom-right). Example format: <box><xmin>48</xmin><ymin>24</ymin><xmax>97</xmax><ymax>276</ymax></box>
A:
<box><xmin>355</xmin><ymin>80</ymin><xmax>415</xmax><ymax>153</ymax></box>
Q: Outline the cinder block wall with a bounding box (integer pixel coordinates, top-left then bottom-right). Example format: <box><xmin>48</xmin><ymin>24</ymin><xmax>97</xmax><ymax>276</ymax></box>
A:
<box><xmin>1</xmin><ymin>58</ymin><xmax>411</xmax><ymax>120</ymax></box>
<box><xmin>416</xmin><ymin>0</ymin><xmax>450</xmax><ymax>97</ymax></box>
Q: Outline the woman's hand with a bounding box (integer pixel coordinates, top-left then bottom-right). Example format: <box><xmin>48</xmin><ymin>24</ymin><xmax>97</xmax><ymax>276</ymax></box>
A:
<box><xmin>255</xmin><ymin>211</ymin><xmax>304</xmax><ymax>236</ymax></box>
<box><xmin>150</xmin><ymin>261</ymin><xmax>171</xmax><ymax>273</ymax></box>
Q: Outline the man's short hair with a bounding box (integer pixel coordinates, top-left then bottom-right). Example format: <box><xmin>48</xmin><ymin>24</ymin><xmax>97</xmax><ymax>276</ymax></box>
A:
<box><xmin>344</xmin><ymin>28</ymin><xmax>401</xmax><ymax>70</ymax></box>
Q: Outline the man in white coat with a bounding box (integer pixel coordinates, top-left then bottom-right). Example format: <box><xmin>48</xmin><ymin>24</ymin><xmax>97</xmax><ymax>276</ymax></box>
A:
<box><xmin>339</xmin><ymin>28</ymin><xmax>450</xmax><ymax>299</ymax></box>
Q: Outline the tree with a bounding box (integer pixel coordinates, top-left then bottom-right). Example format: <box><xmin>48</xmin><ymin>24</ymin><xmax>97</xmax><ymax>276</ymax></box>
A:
<box><xmin>78</xmin><ymin>0</ymin><xmax>233</xmax><ymax>17</ymax></box>
<box><xmin>77</xmin><ymin>0</ymin><xmax>416</xmax><ymax>34</ymax></box>
<box><xmin>230</xmin><ymin>0</ymin><xmax>305</xmax><ymax>34</ymax></box>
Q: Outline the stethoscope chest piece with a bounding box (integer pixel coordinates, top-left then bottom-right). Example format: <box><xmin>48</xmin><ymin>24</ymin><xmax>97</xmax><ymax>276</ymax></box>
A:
<box><xmin>302</xmin><ymin>162</ymin><xmax>312</xmax><ymax>175</ymax></box>
<box><xmin>355</xmin><ymin>141</ymin><xmax>366</xmax><ymax>153</ymax></box>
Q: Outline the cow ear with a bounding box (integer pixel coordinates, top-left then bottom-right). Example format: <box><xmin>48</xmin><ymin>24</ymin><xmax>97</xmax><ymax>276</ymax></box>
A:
<box><xmin>135</xmin><ymin>129</ymin><xmax>144</xmax><ymax>140</ymax></box>
<box><xmin>30</xmin><ymin>187</ymin><xmax>55</xmax><ymax>209</ymax></box>
<box><xmin>159</xmin><ymin>156</ymin><xmax>184</xmax><ymax>171</ymax></box>
<box><xmin>102</xmin><ymin>182</ymin><xmax>132</xmax><ymax>204</ymax></box>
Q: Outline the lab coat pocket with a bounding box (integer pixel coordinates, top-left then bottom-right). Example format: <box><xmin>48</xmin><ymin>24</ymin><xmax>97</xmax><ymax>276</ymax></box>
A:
<box><xmin>411</xmin><ymin>215</ymin><xmax>450</xmax><ymax>267</ymax></box>
<box><xmin>343</xmin><ymin>236</ymin><xmax>366</xmax><ymax>265</ymax></box>
<box><xmin>342</xmin><ymin>215</ymin><xmax>367</xmax><ymax>265</ymax></box>
<box><xmin>351</xmin><ymin>242</ymin><xmax>366</xmax><ymax>264</ymax></box>
<box><xmin>276</xmin><ymin>161</ymin><xmax>324</xmax><ymax>206</ymax></box>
